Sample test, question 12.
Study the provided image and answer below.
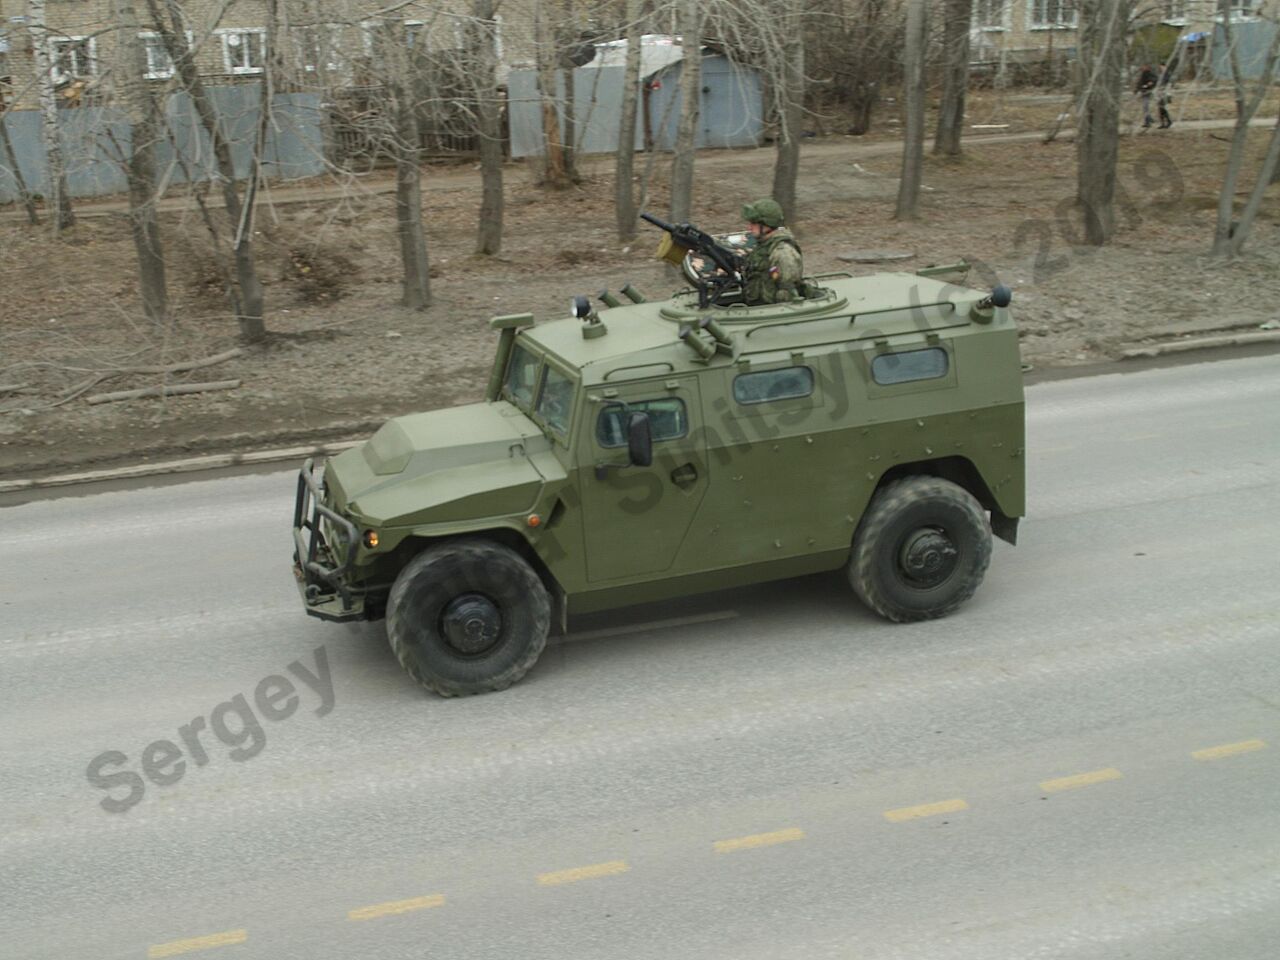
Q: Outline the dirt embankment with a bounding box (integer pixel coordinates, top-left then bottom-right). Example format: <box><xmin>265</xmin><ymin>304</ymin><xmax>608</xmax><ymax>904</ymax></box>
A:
<box><xmin>2</xmin><ymin>90</ymin><xmax>1279</xmax><ymax>480</ymax></box>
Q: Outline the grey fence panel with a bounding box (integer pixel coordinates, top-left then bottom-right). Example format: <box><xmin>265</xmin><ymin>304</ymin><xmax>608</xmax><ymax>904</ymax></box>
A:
<box><xmin>508</xmin><ymin>56</ymin><xmax>760</xmax><ymax>159</ymax></box>
<box><xmin>0</xmin><ymin>88</ymin><xmax>326</xmax><ymax>204</ymax></box>
<box><xmin>1213</xmin><ymin>21</ymin><xmax>1280</xmax><ymax>80</ymax></box>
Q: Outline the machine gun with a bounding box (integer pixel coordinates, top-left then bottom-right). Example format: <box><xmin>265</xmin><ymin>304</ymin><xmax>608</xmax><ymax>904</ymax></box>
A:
<box><xmin>641</xmin><ymin>213</ymin><xmax>745</xmax><ymax>309</ymax></box>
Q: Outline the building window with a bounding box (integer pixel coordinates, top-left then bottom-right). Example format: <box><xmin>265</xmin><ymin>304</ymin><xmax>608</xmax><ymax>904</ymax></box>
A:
<box><xmin>975</xmin><ymin>0</ymin><xmax>1008</xmax><ymax>30</ymax></box>
<box><xmin>50</xmin><ymin>36</ymin><xmax>96</xmax><ymax>83</ymax></box>
<box><xmin>137</xmin><ymin>31</ymin><xmax>192</xmax><ymax>80</ymax></box>
<box><xmin>296</xmin><ymin>24</ymin><xmax>341</xmax><ymax>73</ymax></box>
<box><xmin>1162</xmin><ymin>0</ymin><xmax>1190</xmax><ymax>21</ymax></box>
<box><xmin>1028</xmin><ymin>0</ymin><xmax>1077</xmax><ymax>28</ymax></box>
<box><xmin>362</xmin><ymin>19</ymin><xmax>427</xmax><ymax>58</ymax></box>
<box><xmin>218</xmin><ymin>28</ymin><xmax>266</xmax><ymax>75</ymax></box>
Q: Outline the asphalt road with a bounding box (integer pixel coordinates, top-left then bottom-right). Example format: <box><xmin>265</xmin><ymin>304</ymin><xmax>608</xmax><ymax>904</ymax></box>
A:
<box><xmin>2</xmin><ymin>354</ymin><xmax>1278</xmax><ymax>960</ymax></box>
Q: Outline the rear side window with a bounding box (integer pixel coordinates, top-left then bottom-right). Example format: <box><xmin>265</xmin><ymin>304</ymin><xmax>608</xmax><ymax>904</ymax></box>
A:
<box><xmin>871</xmin><ymin>348</ymin><xmax>949</xmax><ymax>385</ymax></box>
<box><xmin>596</xmin><ymin>398</ymin><xmax>687</xmax><ymax>448</ymax></box>
<box><xmin>733</xmin><ymin>366</ymin><xmax>814</xmax><ymax>405</ymax></box>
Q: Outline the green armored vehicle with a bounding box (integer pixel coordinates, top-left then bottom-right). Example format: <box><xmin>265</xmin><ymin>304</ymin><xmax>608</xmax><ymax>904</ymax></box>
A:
<box><xmin>292</xmin><ymin>256</ymin><xmax>1024</xmax><ymax>697</ymax></box>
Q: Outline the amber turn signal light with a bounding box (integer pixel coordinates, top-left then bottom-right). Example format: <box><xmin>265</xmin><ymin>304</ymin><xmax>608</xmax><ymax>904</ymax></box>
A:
<box><xmin>527</xmin><ymin>514</ymin><xmax>541</xmax><ymax>528</ymax></box>
<box><xmin>362</xmin><ymin>530</ymin><xmax>379</xmax><ymax>548</ymax></box>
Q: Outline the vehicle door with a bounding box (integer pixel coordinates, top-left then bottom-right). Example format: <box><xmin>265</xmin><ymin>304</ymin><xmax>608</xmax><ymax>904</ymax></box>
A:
<box><xmin>577</xmin><ymin>378</ymin><xmax>708</xmax><ymax>583</ymax></box>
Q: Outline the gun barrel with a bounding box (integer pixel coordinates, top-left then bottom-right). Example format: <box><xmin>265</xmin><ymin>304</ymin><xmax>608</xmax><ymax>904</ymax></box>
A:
<box><xmin>640</xmin><ymin>212</ymin><xmax>675</xmax><ymax>232</ymax></box>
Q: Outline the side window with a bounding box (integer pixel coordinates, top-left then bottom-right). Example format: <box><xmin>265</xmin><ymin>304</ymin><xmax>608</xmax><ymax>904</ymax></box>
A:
<box><xmin>503</xmin><ymin>344</ymin><xmax>539</xmax><ymax>409</ymax></box>
<box><xmin>535</xmin><ymin>366</ymin><xmax>575</xmax><ymax>438</ymax></box>
<box><xmin>733</xmin><ymin>366</ymin><xmax>814</xmax><ymax>405</ymax></box>
<box><xmin>871</xmin><ymin>348</ymin><xmax>949</xmax><ymax>385</ymax></box>
<box><xmin>596</xmin><ymin>398</ymin><xmax>688</xmax><ymax>448</ymax></box>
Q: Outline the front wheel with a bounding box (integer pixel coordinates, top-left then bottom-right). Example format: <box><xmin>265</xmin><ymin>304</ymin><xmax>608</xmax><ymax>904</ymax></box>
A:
<box><xmin>387</xmin><ymin>539</ymin><xmax>551</xmax><ymax>697</ymax></box>
<box><xmin>848</xmin><ymin>476</ymin><xmax>992</xmax><ymax>622</ymax></box>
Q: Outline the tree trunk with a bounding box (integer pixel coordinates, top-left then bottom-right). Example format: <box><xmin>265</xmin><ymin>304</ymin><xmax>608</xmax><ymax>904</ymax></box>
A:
<box><xmin>379</xmin><ymin>25</ymin><xmax>431</xmax><ymax>309</ymax></box>
<box><xmin>147</xmin><ymin>0</ymin><xmax>266</xmax><ymax>340</ymax></box>
<box><xmin>27</xmin><ymin>0</ymin><xmax>74</xmax><ymax>232</ymax></box>
<box><xmin>669</xmin><ymin>0</ymin><xmax>701</xmax><ymax>223</ymax></box>
<box><xmin>933</xmin><ymin>0</ymin><xmax>971</xmax><ymax>156</ymax></box>
<box><xmin>112</xmin><ymin>0</ymin><xmax>169</xmax><ymax>325</ymax></box>
<box><xmin>0</xmin><ymin>112</ymin><xmax>39</xmax><ymax>224</ymax></box>
<box><xmin>535</xmin><ymin>0</ymin><xmax>569</xmax><ymax>188</ymax></box>
<box><xmin>894</xmin><ymin>0</ymin><xmax>927</xmax><ymax>221</ymax></box>
<box><xmin>771</xmin><ymin>0</ymin><xmax>805</xmax><ymax>226</ymax></box>
<box><xmin>615</xmin><ymin>0</ymin><xmax>644</xmax><ymax>241</ymax></box>
<box><xmin>561</xmin><ymin>63</ymin><xmax>580</xmax><ymax>183</ymax></box>
<box><xmin>473</xmin><ymin>0</ymin><xmax>504</xmax><ymax>255</ymax></box>
<box><xmin>1227</xmin><ymin>113</ymin><xmax>1280</xmax><ymax>256</ymax></box>
<box><xmin>1075</xmin><ymin>0</ymin><xmax>1129</xmax><ymax>246</ymax></box>
<box><xmin>1210</xmin><ymin>2</ymin><xmax>1280</xmax><ymax>256</ymax></box>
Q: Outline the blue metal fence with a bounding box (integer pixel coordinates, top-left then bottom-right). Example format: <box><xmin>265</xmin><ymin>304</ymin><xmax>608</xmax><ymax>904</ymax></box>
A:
<box><xmin>0</xmin><ymin>85</ymin><xmax>326</xmax><ymax>204</ymax></box>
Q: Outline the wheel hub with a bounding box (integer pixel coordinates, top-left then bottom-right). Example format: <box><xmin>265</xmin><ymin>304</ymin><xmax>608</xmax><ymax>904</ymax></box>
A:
<box><xmin>899</xmin><ymin>528</ymin><xmax>959</xmax><ymax>588</ymax></box>
<box><xmin>441</xmin><ymin>594</ymin><xmax>502</xmax><ymax>655</ymax></box>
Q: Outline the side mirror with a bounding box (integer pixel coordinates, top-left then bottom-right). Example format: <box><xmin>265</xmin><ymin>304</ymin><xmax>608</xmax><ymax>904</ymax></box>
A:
<box><xmin>627</xmin><ymin>412</ymin><xmax>653</xmax><ymax>467</ymax></box>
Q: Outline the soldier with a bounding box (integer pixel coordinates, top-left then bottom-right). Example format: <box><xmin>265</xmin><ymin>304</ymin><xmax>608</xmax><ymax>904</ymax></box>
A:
<box><xmin>741</xmin><ymin>198</ymin><xmax>804</xmax><ymax>304</ymax></box>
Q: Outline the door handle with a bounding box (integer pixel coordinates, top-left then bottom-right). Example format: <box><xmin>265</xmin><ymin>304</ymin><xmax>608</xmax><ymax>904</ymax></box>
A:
<box><xmin>670</xmin><ymin>463</ymin><xmax>698</xmax><ymax>488</ymax></box>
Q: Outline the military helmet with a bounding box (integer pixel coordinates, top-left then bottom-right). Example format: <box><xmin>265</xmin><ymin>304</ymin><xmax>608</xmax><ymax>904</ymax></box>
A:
<box><xmin>742</xmin><ymin>198</ymin><xmax>785</xmax><ymax>228</ymax></box>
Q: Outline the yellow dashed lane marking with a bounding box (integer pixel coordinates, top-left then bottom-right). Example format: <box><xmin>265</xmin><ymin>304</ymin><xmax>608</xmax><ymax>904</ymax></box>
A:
<box><xmin>1192</xmin><ymin>739</ymin><xmax>1267</xmax><ymax>761</ymax></box>
<box><xmin>714</xmin><ymin>827</ymin><xmax>805</xmax><ymax>853</ymax></box>
<box><xmin>347</xmin><ymin>894</ymin><xmax>445</xmax><ymax>921</ymax></box>
<box><xmin>537</xmin><ymin>860</ymin><xmax>629</xmax><ymax>886</ymax></box>
<box><xmin>147</xmin><ymin>930</ymin><xmax>247</xmax><ymax>958</ymax></box>
<box><xmin>883</xmin><ymin>798</ymin><xmax>969</xmax><ymax>822</ymax></box>
<box><xmin>1039</xmin><ymin>767</ymin><xmax>1124</xmax><ymax>793</ymax></box>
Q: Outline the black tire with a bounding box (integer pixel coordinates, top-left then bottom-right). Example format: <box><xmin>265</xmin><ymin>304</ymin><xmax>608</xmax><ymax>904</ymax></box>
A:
<box><xmin>386</xmin><ymin>539</ymin><xmax>551</xmax><ymax>697</ymax></box>
<box><xmin>848</xmin><ymin>476</ymin><xmax>992</xmax><ymax>623</ymax></box>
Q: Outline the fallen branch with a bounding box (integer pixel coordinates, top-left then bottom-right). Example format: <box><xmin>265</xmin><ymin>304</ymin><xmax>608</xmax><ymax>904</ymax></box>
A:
<box><xmin>86</xmin><ymin>380</ymin><xmax>242</xmax><ymax>405</ymax></box>
<box><xmin>108</xmin><ymin>347</ymin><xmax>243</xmax><ymax>376</ymax></box>
<box><xmin>0</xmin><ymin>383</ymin><xmax>30</xmax><ymax>394</ymax></box>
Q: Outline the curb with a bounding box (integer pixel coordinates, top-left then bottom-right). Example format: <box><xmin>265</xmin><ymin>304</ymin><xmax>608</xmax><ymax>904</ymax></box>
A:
<box><xmin>1119</xmin><ymin>329</ymin><xmax>1280</xmax><ymax>359</ymax></box>
<box><xmin>0</xmin><ymin>439</ymin><xmax>363</xmax><ymax>494</ymax></box>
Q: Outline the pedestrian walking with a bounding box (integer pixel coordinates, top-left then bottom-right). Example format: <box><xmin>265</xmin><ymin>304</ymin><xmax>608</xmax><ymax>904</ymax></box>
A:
<box><xmin>1135</xmin><ymin>63</ymin><xmax>1159</xmax><ymax>128</ymax></box>
<box><xmin>1156</xmin><ymin>62</ymin><xmax>1174</xmax><ymax>129</ymax></box>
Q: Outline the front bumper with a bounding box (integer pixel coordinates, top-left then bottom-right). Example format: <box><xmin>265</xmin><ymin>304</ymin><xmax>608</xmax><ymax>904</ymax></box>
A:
<box><xmin>292</xmin><ymin>458</ymin><xmax>366</xmax><ymax>622</ymax></box>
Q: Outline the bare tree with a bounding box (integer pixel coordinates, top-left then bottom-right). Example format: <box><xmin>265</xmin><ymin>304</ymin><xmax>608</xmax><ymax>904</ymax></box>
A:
<box><xmin>1075</xmin><ymin>0</ymin><xmax>1130</xmax><ymax>246</ymax></box>
<box><xmin>26</xmin><ymin>0</ymin><xmax>74</xmax><ymax>232</ymax></box>
<box><xmin>771</xmin><ymin>0</ymin><xmax>805</xmax><ymax>225</ymax></box>
<box><xmin>111</xmin><ymin>0</ymin><xmax>168</xmax><ymax>324</ymax></box>
<box><xmin>471</xmin><ymin>0</ymin><xmax>505</xmax><ymax>255</ymax></box>
<box><xmin>669</xmin><ymin>0</ymin><xmax>702</xmax><ymax>223</ymax></box>
<box><xmin>534</xmin><ymin>0</ymin><xmax>571</xmax><ymax>187</ymax></box>
<box><xmin>615</xmin><ymin>0</ymin><xmax>645</xmax><ymax>241</ymax></box>
<box><xmin>1210</xmin><ymin>4</ymin><xmax>1280</xmax><ymax>257</ymax></box>
<box><xmin>372</xmin><ymin>21</ymin><xmax>431</xmax><ymax>308</ymax></box>
<box><xmin>933</xmin><ymin>0</ymin><xmax>971</xmax><ymax>156</ymax></box>
<box><xmin>894</xmin><ymin>0</ymin><xmax>927</xmax><ymax>220</ymax></box>
<box><xmin>146</xmin><ymin>0</ymin><xmax>266</xmax><ymax>341</ymax></box>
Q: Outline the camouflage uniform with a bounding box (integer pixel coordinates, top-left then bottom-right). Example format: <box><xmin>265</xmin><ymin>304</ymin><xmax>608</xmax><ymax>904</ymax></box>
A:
<box><xmin>742</xmin><ymin>227</ymin><xmax>804</xmax><ymax>304</ymax></box>
<box><xmin>740</xmin><ymin>198</ymin><xmax>804</xmax><ymax>305</ymax></box>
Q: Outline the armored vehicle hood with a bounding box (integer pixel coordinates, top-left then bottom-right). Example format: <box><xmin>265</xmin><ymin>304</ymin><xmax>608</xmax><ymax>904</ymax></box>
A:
<box><xmin>324</xmin><ymin>402</ymin><xmax>558</xmax><ymax>526</ymax></box>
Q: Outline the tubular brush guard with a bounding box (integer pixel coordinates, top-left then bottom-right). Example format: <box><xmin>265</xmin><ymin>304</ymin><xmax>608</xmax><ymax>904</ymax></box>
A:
<box><xmin>292</xmin><ymin>458</ymin><xmax>363</xmax><ymax>621</ymax></box>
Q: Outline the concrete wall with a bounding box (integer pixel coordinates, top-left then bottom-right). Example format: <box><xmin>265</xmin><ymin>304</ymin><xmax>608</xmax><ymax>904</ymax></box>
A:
<box><xmin>0</xmin><ymin>86</ymin><xmax>325</xmax><ymax>203</ymax></box>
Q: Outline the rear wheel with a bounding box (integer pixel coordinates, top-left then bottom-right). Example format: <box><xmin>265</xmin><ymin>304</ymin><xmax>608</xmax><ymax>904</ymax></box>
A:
<box><xmin>848</xmin><ymin>476</ymin><xmax>992</xmax><ymax>622</ymax></box>
<box><xmin>387</xmin><ymin>539</ymin><xmax>551</xmax><ymax>697</ymax></box>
